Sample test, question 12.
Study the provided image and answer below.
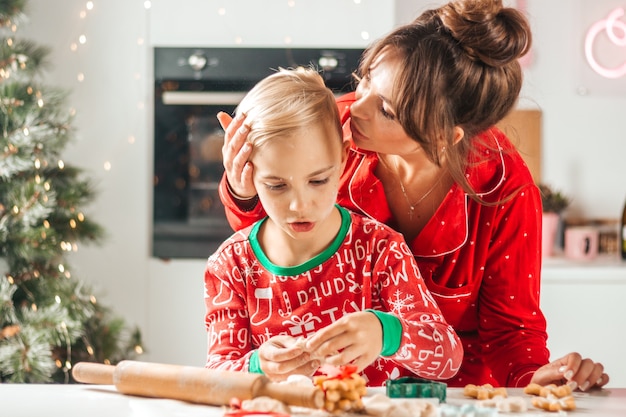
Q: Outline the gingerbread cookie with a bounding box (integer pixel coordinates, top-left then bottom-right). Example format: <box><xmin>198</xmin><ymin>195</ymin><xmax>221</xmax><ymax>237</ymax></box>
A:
<box><xmin>531</xmin><ymin>395</ymin><xmax>576</xmax><ymax>412</ymax></box>
<box><xmin>524</xmin><ymin>382</ymin><xmax>576</xmax><ymax>412</ymax></box>
<box><xmin>463</xmin><ymin>383</ymin><xmax>508</xmax><ymax>400</ymax></box>
<box><xmin>524</xmin><ymin>382</ymin><xmax>572</xmax><ymax>398</ymax></box>
<box><xmin>313</xmin><ymin>365</ymin><xmax>367</xmax><ymax>414</ymax></box>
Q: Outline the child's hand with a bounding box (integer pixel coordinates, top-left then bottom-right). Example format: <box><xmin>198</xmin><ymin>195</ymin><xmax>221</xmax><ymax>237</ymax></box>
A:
<box><xmin>257</xmin><ymin>335</ymin><xmax>320</xmax><ymax>381</ymax></box>
<box><xmin>305</xmin><ymin>311</ymin><xmax>383</xmax><ymax>373</ymax></box>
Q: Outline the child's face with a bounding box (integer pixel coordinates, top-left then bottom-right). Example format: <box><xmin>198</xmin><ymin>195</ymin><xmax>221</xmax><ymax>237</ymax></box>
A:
<box><xmin>250</xmin><ymin>126</ymin><xmax>347</xmax><ymax>240</ymax></box>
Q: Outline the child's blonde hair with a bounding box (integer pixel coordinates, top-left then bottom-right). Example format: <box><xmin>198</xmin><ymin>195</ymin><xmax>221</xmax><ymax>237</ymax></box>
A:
<box><xmin>235</xmin><ymin>67</ymin><xmax>342</xmax><ymax>151</ymax></box>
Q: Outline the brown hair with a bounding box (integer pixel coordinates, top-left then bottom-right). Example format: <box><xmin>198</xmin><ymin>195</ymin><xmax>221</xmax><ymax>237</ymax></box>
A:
<box><xmin>359</xmin><ymin>0</ymin><xmax>531</xmax><ymax>200</ymax></box>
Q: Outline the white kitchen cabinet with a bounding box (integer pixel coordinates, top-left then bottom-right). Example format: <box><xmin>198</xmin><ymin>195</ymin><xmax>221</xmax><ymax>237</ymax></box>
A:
<box><xmin>541</xmin><ymin>256</ymin><xmax>626</xmax><ymax>387</ymax></box>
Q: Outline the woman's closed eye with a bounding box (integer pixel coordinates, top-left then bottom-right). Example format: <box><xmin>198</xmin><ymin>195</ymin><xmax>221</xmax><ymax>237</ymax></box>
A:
<box><xmin>361</xmin><ymin>73</ymin><xmax>395</xmax><ymax>120</ymax></box>
<box><xmin>380</xmin><ymin>105</ymin><xmax>395</xmax><ymax>120</ymax></box>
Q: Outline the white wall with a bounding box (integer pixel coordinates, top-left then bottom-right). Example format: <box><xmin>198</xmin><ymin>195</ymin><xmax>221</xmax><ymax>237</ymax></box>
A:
<box><xmin>19</xmin><ymin>0</ymin><xmax>156</xmax><ymax>360</ymax></box>
<box><xmin>17</xmin><ymin>0</ymin><xmax>626</xmax><ymax>381</ymax></box>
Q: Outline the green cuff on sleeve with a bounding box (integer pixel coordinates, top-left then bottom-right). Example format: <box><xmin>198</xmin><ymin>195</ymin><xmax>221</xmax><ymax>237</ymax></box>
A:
<box><xmin>249</xmin><ymin>349</ymin><xmax>264</xmax><ymax>374</ymax></box>
<box><xmin>366</xmin><ymin>309</ymin><xmax>402</xmax><ymax>356</ymax></box>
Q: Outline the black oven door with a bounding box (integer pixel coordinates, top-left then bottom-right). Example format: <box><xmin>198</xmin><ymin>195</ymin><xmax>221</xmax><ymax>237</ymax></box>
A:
<box><xmin>152</xmin><ymin>47</ymin><xmax>363</xmax><ymax>259</ymax></box>
<box><xmin>153</xmin><ymin>88</ymin><xmax>244</xmax><ymax>259</ymax></box>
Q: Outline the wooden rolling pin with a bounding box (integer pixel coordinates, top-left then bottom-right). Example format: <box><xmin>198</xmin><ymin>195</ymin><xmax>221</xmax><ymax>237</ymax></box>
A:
<box><xmin>72</xmin><ymin>360</ymin><xmax>324</xmax><ymax>409</ymax></box>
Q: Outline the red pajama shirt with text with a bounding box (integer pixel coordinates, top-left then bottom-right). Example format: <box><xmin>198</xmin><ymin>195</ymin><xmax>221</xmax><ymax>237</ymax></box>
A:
<box><xmin>204</xmin><ymin>210</ymin><xmax>462</xmax><ymax>386</ymax></box>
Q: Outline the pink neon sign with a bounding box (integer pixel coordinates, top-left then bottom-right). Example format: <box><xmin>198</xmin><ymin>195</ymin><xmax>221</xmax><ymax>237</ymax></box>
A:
<box><xmin>585</xmin><ymin>7</ymin><xmax>626</xmax><ymax>79</ymax></box>
<box><xmin>515</xmin><ymin>0</ymin><xmax>532</xmax><ymax>68</ymax></box>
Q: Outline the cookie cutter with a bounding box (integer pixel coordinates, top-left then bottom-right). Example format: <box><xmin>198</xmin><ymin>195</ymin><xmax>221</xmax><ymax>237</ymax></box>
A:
<box><xmin>385</xmin><ymin>377</ymin><xmax>447</xmax><ymax>402</ymax></box>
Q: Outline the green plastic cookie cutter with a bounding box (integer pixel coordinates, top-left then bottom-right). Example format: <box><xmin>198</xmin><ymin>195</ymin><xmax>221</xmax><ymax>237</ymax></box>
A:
<box><xmin>385</xmin><ymin>377</ymin><xmax>447</xmax><ymax>402</ymax></box>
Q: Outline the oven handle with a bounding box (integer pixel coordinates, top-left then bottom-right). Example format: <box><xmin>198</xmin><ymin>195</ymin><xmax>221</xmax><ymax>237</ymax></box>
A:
<box><xmin>161</xmin><ymin>91</ymin><xmax>246</xmax><ymax>105</ymax></box>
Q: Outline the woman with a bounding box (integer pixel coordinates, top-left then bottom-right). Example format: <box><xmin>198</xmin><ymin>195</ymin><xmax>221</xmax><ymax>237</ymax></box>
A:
<box><xmin>217</xmin><ymin>0</ymin><xmax>608</xmax><ymax>390</ymax></box>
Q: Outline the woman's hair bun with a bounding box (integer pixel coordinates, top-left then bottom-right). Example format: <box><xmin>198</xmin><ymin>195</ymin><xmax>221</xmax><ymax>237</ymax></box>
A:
<box><xmin>439</xmin><ymin>0</ymin><xmax>531</xmax><ymax>67</ymax></box>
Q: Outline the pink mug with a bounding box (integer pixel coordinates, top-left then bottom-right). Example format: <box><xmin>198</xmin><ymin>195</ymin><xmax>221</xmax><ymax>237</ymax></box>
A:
<box><xmin>564</xmin><ymin>226</ymin><xmax>599</xmax><ymax>260</ymax></box>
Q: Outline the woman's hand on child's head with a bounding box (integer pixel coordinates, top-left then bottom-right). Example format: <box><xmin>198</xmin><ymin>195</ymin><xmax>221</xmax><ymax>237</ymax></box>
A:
<box><xmin>258</xmin><ymin>335</ymin><xmax>321</xmax><ymax>382</ymax></box>
<box><xmin>305</xmin><ymin>311</ymin><xmax>383</xmax><ymax>373</ymax></box>
<box><xmin>531</xmin><ymin>352</ymin><xmax>609</xmax><ymax>391</ymax></box>
<box><xmin>217</xmin><ymin>111</ymin><xmax>256</xmax><ymax>200</ymax></box>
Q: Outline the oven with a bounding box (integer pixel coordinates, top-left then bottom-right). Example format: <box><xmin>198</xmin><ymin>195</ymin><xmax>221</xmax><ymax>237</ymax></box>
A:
<box><xmin>152</xmin><ymin>47</ymin><xmax>364</xmax><ymax>259</ymax></box>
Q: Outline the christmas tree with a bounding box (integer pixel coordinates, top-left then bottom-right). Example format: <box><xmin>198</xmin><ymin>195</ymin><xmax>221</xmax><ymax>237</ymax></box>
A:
<box><xmin>0</xmin><ymin>0</ymin><xmax>143</xmax><ymax>383</ymax></box>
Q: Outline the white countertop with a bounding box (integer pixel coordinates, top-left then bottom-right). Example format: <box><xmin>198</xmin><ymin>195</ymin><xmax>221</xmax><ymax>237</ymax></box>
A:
<box><xmin>542</xmin><ymin>254</ymin><xmax>626</xmax><ymax>283</ymax></box>
<box><xmin>2</xmin><ymin>384</ymin><xmax>625</xmax><ymax>417</ymax></box>
<box><xmin>543</xmin><ymin>254</ymin><xmax>626</xmax><ymax>269</ymax></box>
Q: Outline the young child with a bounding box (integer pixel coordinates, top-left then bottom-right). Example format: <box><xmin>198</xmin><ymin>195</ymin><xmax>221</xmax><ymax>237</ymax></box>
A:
<box><xmin>204</xmin><ymin>68</ymin><xmax>462</xmax><ymax>386</ymax></box>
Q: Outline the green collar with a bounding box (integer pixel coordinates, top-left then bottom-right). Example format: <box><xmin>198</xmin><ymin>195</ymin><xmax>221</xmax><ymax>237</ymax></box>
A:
<box><xmin>249</xmin><ymin>205</ymin><xmax>350</xmax><ymax>276</ymax></box>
